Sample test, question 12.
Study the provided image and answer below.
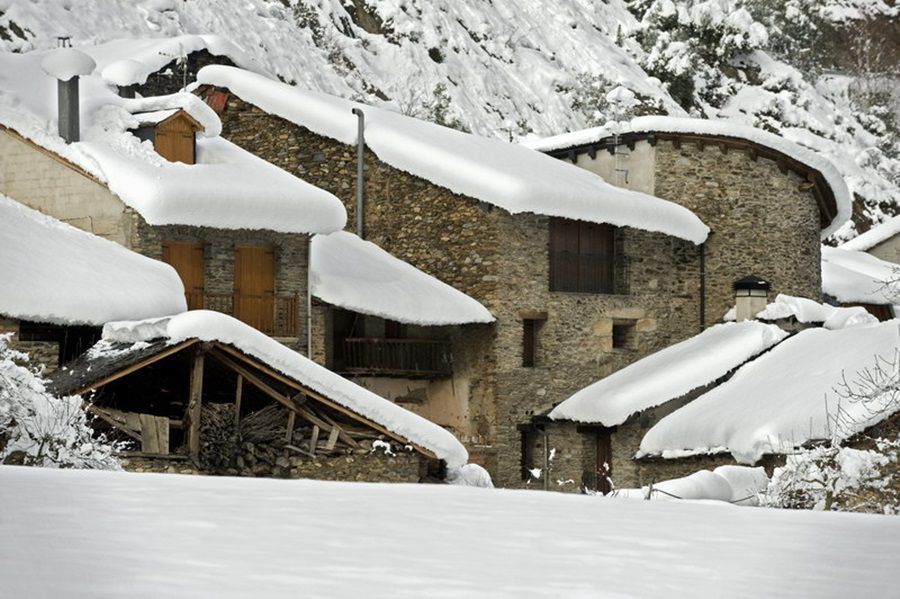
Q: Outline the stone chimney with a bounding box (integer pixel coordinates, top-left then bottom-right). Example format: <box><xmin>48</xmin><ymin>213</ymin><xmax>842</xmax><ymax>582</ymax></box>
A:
<box><xmin>40</xmin><ymin>46</ymin><xmax>97</xmax><ymax>144</ymax></box>
<box><xmin>733</xmin><ymin>275</ymin><xmax>770</xmax><ymax>321</ymax></box>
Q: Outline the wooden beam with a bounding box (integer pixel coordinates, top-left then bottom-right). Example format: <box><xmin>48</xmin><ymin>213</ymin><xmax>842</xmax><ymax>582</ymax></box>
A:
<box><xmin>86</xmin><ymin>405</ymin><xmax>141</xmax><ymax>442</ymax></box>
<box><xmin>184</xmin><ymin>350</ymin><xmax>205</xmax><ymax>461</ymax></box>
<box><xmin>285</xmin><ymin>410</ymin><xmax>296</xmax><ymax>444</ymax></box>
<box><xmin>234</xmin><ymin>374</ymin><xmax>243</xmax><ymax>428</ymax></box>
<box><xmin>308</xmin><ymin>425</ymin><xmax>320</xmax><ymax>456</ymax></box>
<box><xmin>71</xmin><ymin>339</ymin><xmax>198</xmax><ymax>395</ymax></box>
<box><xmin>325</xmin><ymin>426</ymin><xmax>340</xmax><ymax>451</ymax></box>
<box><xmin>211</xmin><ymin>344</ymin><xmax>436</xmax><ymax>460</ymax></box>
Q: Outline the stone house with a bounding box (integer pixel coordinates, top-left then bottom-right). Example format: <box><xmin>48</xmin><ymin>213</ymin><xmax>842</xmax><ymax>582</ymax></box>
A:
<box><xmin>195</xmin><ymin>68</ymin><xmax>852</xmax><ymax>488</ymax></box>
<box><xmin>194</xmin><ymin>66</ymin><xmax>727</xmax><ymax>487</ymax></box>
<box><xmin>0</xmin><ymin>48</ymin><xmax>346</xmax><ymax>353</ymax></box>
<box><xmin>49</xmin><ymin>311</ymin><xmax>469</xmax><ymax>483</ymax></box>
<box><xmin>0</xmin><ymin>193</ymin><xmax>185</xmax><ymax>370</ymax></box>
<box><xmin>841</xmin><ymin>214</ymin><xmax>900</xmax><ymax>266</ymax></box>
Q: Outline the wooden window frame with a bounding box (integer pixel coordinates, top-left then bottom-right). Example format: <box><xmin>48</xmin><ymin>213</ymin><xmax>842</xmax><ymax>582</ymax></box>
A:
<box><xmin>549</xmin><ymin>217</ymin><xmax>616</xmax><ymax>294</ymax></box>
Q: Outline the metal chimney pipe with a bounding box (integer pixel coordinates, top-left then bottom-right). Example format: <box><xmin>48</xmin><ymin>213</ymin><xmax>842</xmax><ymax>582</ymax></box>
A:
<box><xmin>58</xmin><ymin>76</ymin><xmax>80</xmax><ymax>143</ymax></box>
<box><xmin>351</xmin><ymin>108</ymin><xmax>365</xmax><ymax>239</ymax></box>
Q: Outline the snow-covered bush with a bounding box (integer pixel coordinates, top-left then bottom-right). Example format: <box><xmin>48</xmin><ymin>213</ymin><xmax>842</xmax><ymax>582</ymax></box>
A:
<box><xmin>762</xmin><ymin>440</ymin><xmax>899</xmax><ymax>514</ymax></box>
<box><xmin>0</xmin><ymin>335</ymin><xmax>121</xmax><ymax>469</ymax></box>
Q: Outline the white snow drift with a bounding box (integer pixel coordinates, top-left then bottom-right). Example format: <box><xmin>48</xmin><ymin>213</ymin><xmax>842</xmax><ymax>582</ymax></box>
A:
<box><xmin>0</xmin><ymin>50</ymin><xmax>346</xmax><ymax>234</ymax></box>
<box><xmin>197</xmin><ymin>66</ymin><xmax>710</xmax><ymax>244</ymax></box>
<box><xmin>0</xmin><ymin>194</ymin><xmax>185</xmax><ymax>326</ymax></box>
<box><xmin>549</xmin><ymin>321</ymin><xmax>787</xmax><ymax>425</ymax></box>
<box><xmin>821</xmin><ymin>246</ymin><xmax>900</xmax><ymax>305</ymax></box>
<box><xmin>841</xmin><ymin>214</ymin><xmax>900</xmax><ymax>252</ymax></box>
<box><xmin>311</xmin><ymin>232</ymin><xmax>493</xmax><ymax>325</ymax></box>
<box><xmin>2</xmin><ymin>466</ymin><xmax>898</xmax><ymax>598</ymax></box>
<box><xmin>753</xmin><ymin>293</ymin><xmax>879</xmax><ymax>330</ymax></box>
<box><xmin>101</xmin><ymin>311</ymin><xmax>468</xmax><ymax>467</ymax></box>
<box><xmin>639</xmin><ymin>320</ymin><xmax>900</xmax><ymax>464</ymax></box>
<box><xmin>524</xmin><ymin>116</ymin><xmax>852</xmax><ymax>238</ymax></box>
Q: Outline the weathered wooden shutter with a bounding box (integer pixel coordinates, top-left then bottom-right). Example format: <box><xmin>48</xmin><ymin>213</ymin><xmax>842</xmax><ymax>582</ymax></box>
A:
<box><xmin>579</xmin><ymin>222</ymin><xmax>615</xmax><ymax>293</ymax></box>
<box><xmin>161</xmin><ymin>241</ymin><xmax>204</xmax><ymax>309</ymax></box>
<box><xmin>549</xmin><ymin>218</ymin><xmax>579</xmax><ymax>292</ymax></box>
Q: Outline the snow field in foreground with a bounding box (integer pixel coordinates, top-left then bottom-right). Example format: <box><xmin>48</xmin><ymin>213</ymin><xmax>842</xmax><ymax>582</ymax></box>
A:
<box><xmin>1</xmin><ymin>466</ymin><xmax>898</xmax><ymax>598</ymax></box>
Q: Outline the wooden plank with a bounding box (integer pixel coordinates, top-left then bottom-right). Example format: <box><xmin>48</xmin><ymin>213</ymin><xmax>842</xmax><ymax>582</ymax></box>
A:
<box><xmin>308</xmin><ymin>425</ymin><xmax>320</xmax><ymax>456</ymax></box>
<box><xmin>184</xmin><ymin>350</ymin><xmax>205</xmax><ymax>461</ymax></box>
<box><xmin>212</xmin><ymin>344</ymin><xmax>436</xmax><ymax>460</ymax></box>
<box><xmin>86</xmin><ymin>406</ymin><xmax>141</xmax><ymax>442</ymax></box>
<box><xmin>139</xmin><ymin>413</ymin><xmax>159</xmax><ymax>453</ymax></box>
<box><xmin>126</xmin><ymin>412</ymin><xmax>142</xmax><ymax>435</ymax></box>
<box><xmin>71</xmin><ymin>339</ymin><xmax>198</xmax><ymax>395</ymax></box>
<box><xmin>285</xmin><ymin>410</ymin><xmax>296</xmax><ymax>444</ymax></box>
<box><xmin>325</xmin><ymin>425</ymin><xmax>340</xmax><ymax>451</ymax></box>
<box><xmin>234</xmin><ymin>374</ymin><xmax>243</xmax><ymax>428</ymax></box>
<box><xmin>156</xmin><ymin>416</ymin><xmax>170</xmax><ymax>455</ymax></box>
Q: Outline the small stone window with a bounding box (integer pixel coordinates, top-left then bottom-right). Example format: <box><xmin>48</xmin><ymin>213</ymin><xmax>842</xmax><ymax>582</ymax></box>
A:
<box><xmin>612</xmin><ymin>321</ymin><xmax>636</xmax><ymax>350</ymax></box>
<box><xmin>521</xmin><ymin>311</ymin><xmax>547</xmax><ymax>367</ymax></box>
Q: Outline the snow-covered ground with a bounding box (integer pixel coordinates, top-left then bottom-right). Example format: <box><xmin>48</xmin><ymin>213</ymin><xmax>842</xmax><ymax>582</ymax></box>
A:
<box><xmin>1</xmin><ymin>466</ymin><xmax>898</xmax><ymax>598</ymax></box>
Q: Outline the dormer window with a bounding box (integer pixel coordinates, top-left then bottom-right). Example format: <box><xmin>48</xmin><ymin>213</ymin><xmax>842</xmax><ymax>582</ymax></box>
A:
<box><xmin>131</xmin><ymin>109</ymin><xmax>204</xmax><ymax>165</ymax></box>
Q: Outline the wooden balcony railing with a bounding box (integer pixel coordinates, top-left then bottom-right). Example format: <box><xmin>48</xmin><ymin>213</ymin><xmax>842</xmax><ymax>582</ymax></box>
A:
<box><xmin>186</xmin><ymin>292</ymin><xmax>299</xmax><ymax>337</ymax></box>
<box><xmin>342</xmin><ymin>338</ymin><xmax>452</xmax><ymax>378</ymax></box>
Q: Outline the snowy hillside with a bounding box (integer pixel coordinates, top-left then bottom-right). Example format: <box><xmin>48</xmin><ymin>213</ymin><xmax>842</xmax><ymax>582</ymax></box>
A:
<box><xmin>3</xmin><ymin>466</ymin><xmax>899</xmax><ymax>597</ymax></box>
<box><xmin>0</xmin><ymin>0</ymin><xmax>896</xmax><ymax>239</ymax></box>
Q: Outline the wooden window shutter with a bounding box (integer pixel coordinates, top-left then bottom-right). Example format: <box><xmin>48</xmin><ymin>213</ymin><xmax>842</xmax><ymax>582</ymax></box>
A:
<box><xmin>549</xmin><ymin>218</ymin><xmax>579</xmax><ymax>292</ymax></box>
<box><xmin>578</xmin><ymin>222</ymin><xmax>615</xmax><ymax>293</ymax></box>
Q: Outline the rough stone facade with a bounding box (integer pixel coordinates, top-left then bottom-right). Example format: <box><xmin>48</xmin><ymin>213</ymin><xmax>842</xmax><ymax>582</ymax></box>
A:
<box><xmin>210</xmin><ymin>93</ymin><xmax>713</xmax><ymax>489</ymax></box>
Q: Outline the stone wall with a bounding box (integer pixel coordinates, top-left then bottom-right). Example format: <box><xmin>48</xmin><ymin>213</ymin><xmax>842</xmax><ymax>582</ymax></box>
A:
<box><xmin>135</xmin><ymin>50</ymin><xmax>236</xmax><ymax>97</ymax></box>
<box><xmin>0</xmin><ymin>129</ymin><xmax>132</xmax><ymax>245</ymax></box>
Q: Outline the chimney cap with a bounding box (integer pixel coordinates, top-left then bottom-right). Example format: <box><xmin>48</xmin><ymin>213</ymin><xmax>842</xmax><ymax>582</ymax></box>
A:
<box><xmin>733</xmin><ymin>275</ymin><xmax>770</xmax><ymax>292</ymax></box>
<box><xmin>41</xmin><ymin>48</ymin><xmax>96</xmax><ymax>82</ymax></box>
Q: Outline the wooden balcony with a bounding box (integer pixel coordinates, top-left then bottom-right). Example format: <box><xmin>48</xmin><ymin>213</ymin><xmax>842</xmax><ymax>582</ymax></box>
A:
<box><xmin>187</xmin><ymin>292</ymin><xmax>299</xmax><ymax>337</ymax></box>
<box><xmin>342</xmin><ymin>338</ymin><xmax>452</xmax><ymax>378</ymax></box>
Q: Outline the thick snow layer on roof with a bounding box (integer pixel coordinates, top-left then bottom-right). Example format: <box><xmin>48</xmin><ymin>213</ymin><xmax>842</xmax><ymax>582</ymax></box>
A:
<box><xmin>639</xmin><ymin>320</ymin><xmax>900</xmax><ymax>464</ymax></box>
<box><xmin>755</xmin><ymin>293</ymin><xmax>879</xmax><ymax>329</ymax></box>
<box><xmin>197</xmin><ymin>66</ymin><xmax>709</xmax><ymax>244</ymax></box>
<box><xmin>3</xmin><ymin>467</ymin><xmax>899</xmax><ymax>598</ymax></box>
<box><xmin>84</xmin><ymin>35</ymin><xmax>263</xmax><ymax>87</ymax></box>
<box><xmin>523</xmin><ymin>116</ymin><xmax>852</xmax><ymax>238</ymax></box>
<box><xmin>311</xmin><ymin>232</ymin><xmax>493</xmax><ymax>325</ymax></box>
<box><xmin>822</xmin><ymin>246</ymin><xmax>900</xmax><ymax>304</ymax></box>
<box><xmin>39</xmin><ymin>48</ymin><xmax>96</xmax><ymax>81</ymax></box>
<box><xmin>842</xmin><ymin>215</ymin><xmax>900</xmax><ymax>251</ymax></box>
<box><xmin>0</xmin><ymin>194</ymin><xmax>186</xmax><ymax>326</ymax></box>
<box><xmin>101</xmin><ymin>311</ymin><xmax>468</xmax><ymax>467</ymax></box>
<box><xmin>613</xmin><ymin>466</ymin><xmax>768</xmax><ymax>505</ymax></box>
<box><xmin>0</xmin><ymin>50</ymin><xmax>345</xmax><ymax>234</ymax></box>
<box><xmin>549</xmin><ymin>321</ymin><xmax>787</xmax><ymax>425</ymax></box>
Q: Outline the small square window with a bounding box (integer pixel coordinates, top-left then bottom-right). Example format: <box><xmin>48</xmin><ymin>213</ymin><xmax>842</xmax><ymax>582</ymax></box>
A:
<box><xmin>612</xmin><ymin>322</ymin><xmax>635</xmax><ymax>350</ymax></box>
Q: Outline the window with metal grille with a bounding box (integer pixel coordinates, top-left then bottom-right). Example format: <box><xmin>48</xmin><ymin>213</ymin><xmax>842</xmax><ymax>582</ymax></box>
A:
<box><xmin>549</xmin><ymin>217</ymin><xmax>615</xmax><ymax>293</ymax></box>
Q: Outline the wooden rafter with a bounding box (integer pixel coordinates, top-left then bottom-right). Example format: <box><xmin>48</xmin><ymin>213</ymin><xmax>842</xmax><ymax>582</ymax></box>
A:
<box><xmin>71</xmin><ymin>339</ymin><xmax>199</xmax><ymax>396</ymax></box>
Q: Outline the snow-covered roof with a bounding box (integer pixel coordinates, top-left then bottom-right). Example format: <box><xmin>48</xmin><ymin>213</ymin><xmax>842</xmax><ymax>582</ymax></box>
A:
<box><xmin>842</xmin><ymin>215</ymin><xmax>900</xmax><ymax>252</ymax></box>
<box><xmin>0</xmin><ymin>194</ymin><xmax>186</xmax><ymax>326</ymax></box>
<box><xmin>0</xmin><ymin>50</ymin><xmax>346</xmax><ymax>234</ymax></box>
<box><xmin>638</xmin><ymin>320</ymin><xmax>900</xmax><ymax>464</ymax></box>
<box><xmin>101</xmin><ymin>311</ymin><xmax>468</xmax><ymax>467</ymax></box>
<box><xmin>84</xmin><ymin>35</ymin><xmax>263</xmax><ymax>87</ymax></box>
<box><xmin>724</xmin><ymin>294</ymin><xmax>881</xmax><ymax>329</ymax></box>
<box><xmin>197</xmin><ymin>66</ymin><xmax>710</xmax><ymax>245</ymax></box>
<box><xmin>311</xmin><ymin>232</ymin><xmax>493</xmax><ymax>326</ymax></box>
<box><xmin>549</xmin><ymin>321</ymin><xmax>787</xmax><ymax>425</ymax></box>
<box><xmin>523</xmin><ymin>116</ymin><xmax>852</xmax><ymax>238</ymax></box>
<box><xmin>821</xmin><ymin>246</ymin><xmax>900</xmax><ymax>305</ymax></box>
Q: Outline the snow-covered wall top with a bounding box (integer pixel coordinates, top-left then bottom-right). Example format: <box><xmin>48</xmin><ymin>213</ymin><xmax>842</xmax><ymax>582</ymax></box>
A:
<box><xmin>198</xmin><ymin>67</ymin><xmax>709</xmax><ymax>244</ymax></box>
<box><xmin>523</xmin><ymin>116</ymin><xmax>852</xmax><ymax>238</ymax></box>
<box><xmin>548</xmin><ymin>321</ymin><xmax>787</xmax><ymax>426</ymax></box>
<box><xmin>841</xmin><ymin>215</ymin><xmax>900</xmax><ymax>252</ymax></box>
<box><xmin>821</xmin><ymin>246</ymin><xmax>900</xmax><ymax>305</ymax></box>
<box><xmin>82</xmin><ymin>35</ymin><xmax>264</xmax><ymax>87</ymax></box>
<box><xmin>101</xmin><ymin>311</ymin><xmax>469</xmax><ymax>467</ymax></box>
<box><xmin>638</xmin><ymin>320</ymin><xmax>900</xmax><ymax>464</ymax></box>
<box><xmin>311</xmin><ymin>232</ymin><xmax>493</xmax><ymax>326</ymax></box>
<box><xmin>753</xmin><ymin>293</ymin><xmax>879</xmax><ymax>330</ymax></box>
<box><xmin>0</xmin><ymin>194</ymin><xmax>186</xmax><ymax>326</ymax></box>
<box><xmin>0</xmin><ymin>51</ymin><xmax>346</xmax><ymax>234</ymax></box>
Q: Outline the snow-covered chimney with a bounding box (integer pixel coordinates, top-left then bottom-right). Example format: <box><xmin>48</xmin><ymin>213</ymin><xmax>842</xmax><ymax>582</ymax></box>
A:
<box><xmin>733</xmin><ymin>275</ymin><xmax>770</xmax><ymax>321</ymax></box>
<box><xmin>40</xmin><ymin>47</ymin><xmax>96</xmax><ymax>144</ymax></box>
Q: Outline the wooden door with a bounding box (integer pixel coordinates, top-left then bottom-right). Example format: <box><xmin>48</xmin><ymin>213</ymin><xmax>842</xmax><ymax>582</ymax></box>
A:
<box><xmin>234</xmin><ymin>245</ymin><xmax>275</xmax><ymax>334</ymax></box>
<box><xmin>596</xmin><ymin>431</ymin><xmax>613</xmax><ymax>495</ymax></box>
<box><xmin>155</xmin><ymin>115</ymin><xmax>196</xmax><ymax>164</ymax></box>
<box><xmin>162</xmin><ymin>241</ymin><xmax>204</xmax><ymax>310</ymax></box>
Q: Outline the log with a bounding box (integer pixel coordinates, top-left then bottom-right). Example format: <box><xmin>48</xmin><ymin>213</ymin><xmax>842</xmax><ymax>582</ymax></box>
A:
<box><xmin>325</xmin><ymin>425</ymin><xmax>340</xmax><ymax>451</ymax></box>
<box><xmin>308</xmin><ymin>425</ymin><xmax>320</xmax><ymax>456</ymax></box>
<box><xmin>234</xmin><ymin>374</ymin><xmax>243</xmax><ymax>428</ymax></box>
<box><xmin>285</xmin><ymin>410</ymin><xmax>296</xmax><ymax>444</ymax></box>
<box><xmin>184</xmin><ymin>351</ymin><xmax>205</xmax><ymax>461</ymax></box>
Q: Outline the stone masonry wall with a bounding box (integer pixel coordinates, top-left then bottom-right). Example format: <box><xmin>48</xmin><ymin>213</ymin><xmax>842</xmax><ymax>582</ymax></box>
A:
<box><xmin>211</xmin><ymin>93</ymin><xmax>708</xmax><ymax>488</ymax></box>
<box><xmin>653</xmin><ymin>140</ymin><xmax>822</xmax><ymax>321</ymax></box>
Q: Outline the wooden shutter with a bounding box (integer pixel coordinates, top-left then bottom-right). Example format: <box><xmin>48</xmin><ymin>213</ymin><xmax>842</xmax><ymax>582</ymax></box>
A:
<box><xmin>234</xmin><ymin>245</ymin><xmax>276</xmax><ymax>334</ymax></box>
<box><xmin>161</xmin><ymin>241</ymin><xmax>204</xmax><ymax>309</ymax></box>
<box><xmin>579</xmin><ymin>222</ymin><xmax>615</xmax><ymax>293</ymax></box>
<box><xmin>549</xmin><ymin>218</ymin><xmax>579</xmax><ymax>292</ymax></box>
